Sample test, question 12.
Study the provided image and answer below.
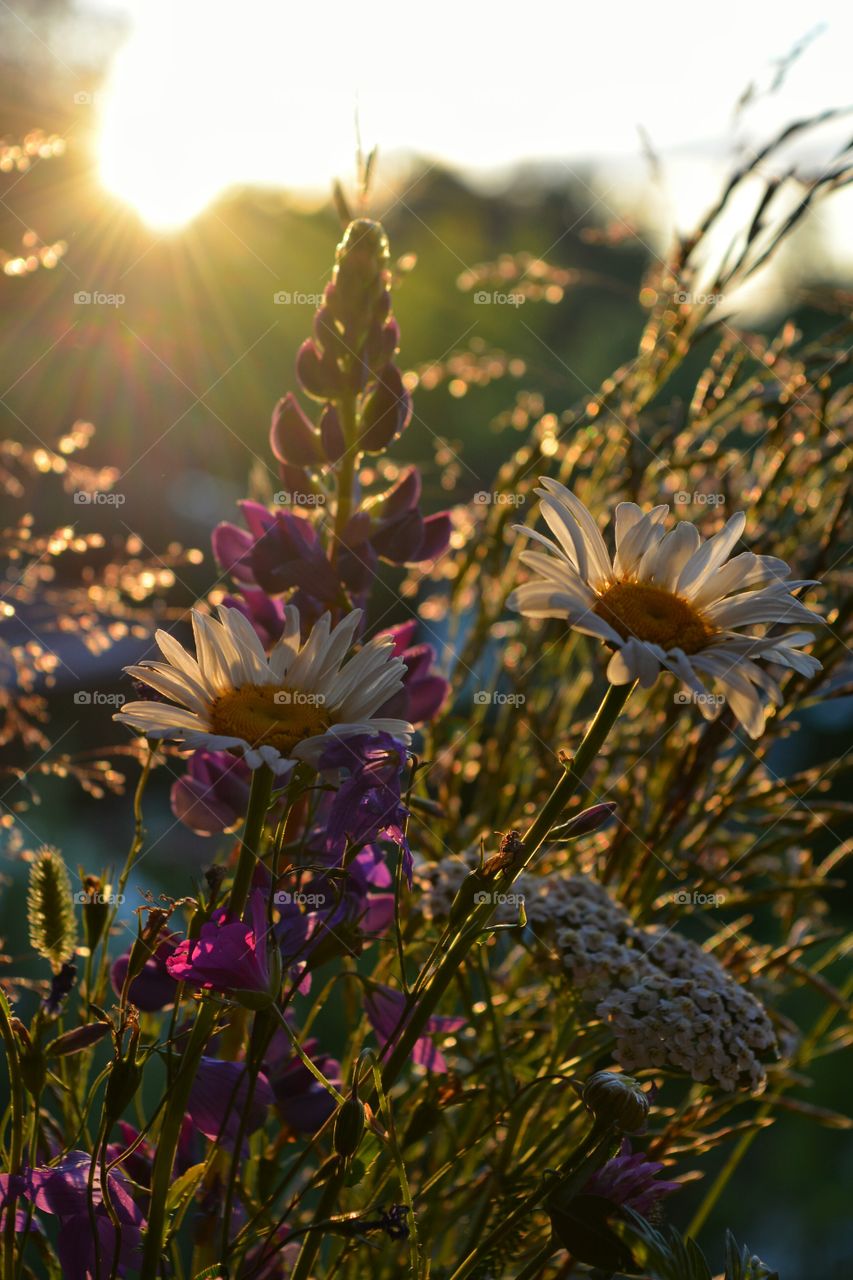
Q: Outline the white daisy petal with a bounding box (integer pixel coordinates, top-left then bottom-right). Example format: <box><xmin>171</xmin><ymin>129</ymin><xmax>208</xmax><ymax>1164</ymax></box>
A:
<box><xmin>641</xmin><ymin>522</ymin><xmax>701</xmax><ymax>590</ymax></box>
<box><xmin>537</xmin><ymin>478</ymin><xmax>613</xmax><ymax>585</ymax></box>
<box><xmin>510</xmin><ymin>484</ymin><xmax>823</xmax><ymax>739</ymax></box>
<box><xmin>115</xmin><ymin>604</ymin><xmax>411</xmax><ymax>773</ymax></box>
<box><xmin>124</xmin><ymin>663</ymin><xmax>211</xmax><ymax>715</ymax></box>
<box><xmin>676</xmin><ymin>512</ymin><xmax>746</xmax><ymax>597</ymax></box>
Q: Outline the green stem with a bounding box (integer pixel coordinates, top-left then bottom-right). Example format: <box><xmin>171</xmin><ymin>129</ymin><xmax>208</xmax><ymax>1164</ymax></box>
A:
<box><xmin>139</xmin><ymin>763</ymin><xmax>273</xmax><ymax>1277</ymax></box>
<box><xmin>229</xmin><ymin>764</ymin><xmax>274</xmax><ymax>917</ymax></box>
<box><xmin>514</xmin><ymin>1239</ymin><xmax>561</xmax><ymax>1280</ymax></box>
<box><xmin>289</xmin><ymin>1163</ymin><xmax>347</xmax><ymax>1280</ymax></box>
<box><xmin>448</xmin><ymin>1122</ymin><xmax>617</xmax><ymax>1280</ymax></box>
<box><xmin>381</xmin><ymin>681</ymin><xmax>634</xmax><ymax>1091</ymax></box>
<box><xmin>93</xmin><ymin>740</ymin><xmax>158</xmax><ymax>1007</ymax></box>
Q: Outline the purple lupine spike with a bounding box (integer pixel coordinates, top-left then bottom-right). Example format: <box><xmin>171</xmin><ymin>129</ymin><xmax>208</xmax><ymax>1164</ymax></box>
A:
<box><xmin>377</xmin><ymin>624</ymin><xmax>449</xmax><ymax>725</ymax></box>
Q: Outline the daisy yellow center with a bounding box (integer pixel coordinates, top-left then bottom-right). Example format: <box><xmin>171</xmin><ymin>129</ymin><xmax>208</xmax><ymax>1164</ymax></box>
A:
<box><xmin>210</xmin><ymin>685</ymin><xmax>330</xmax><ymax>755</ymax></box>
<box><xmin>593</xmin><ymin>581</ymin><xmax>715</xmax><ymax>654</ymax></box>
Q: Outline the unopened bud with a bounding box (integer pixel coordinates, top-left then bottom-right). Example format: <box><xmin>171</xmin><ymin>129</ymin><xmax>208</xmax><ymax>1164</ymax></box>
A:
<box><xmin>551</xmin><ymin>803</ymin><xmax>618</xmax><ymax>841</ymax></box>
<box><xmin>46</xmin><ymin>1021</ymin><xmax>110</xmax><ymax>1058</ymax></box>
<box><xmin>79</xmin><ymin>875</ymin><xmax>111</xmax><ymax>952</ymax></box>
<box><xmin>581</xmin><ymin>1070</ymin><xmax>650</xmax><ymax>1133</ymax></box>
<box><xmin>296</xmin><ymin>339</ymin><xmax>341</xmax><ymax>401</ymax></box>
<box><xmin>320</xmin><ymin>404</ymin><xmax>345</xmax><ymax>463</ymax></box>
<box><xmin>270</xmin><ymin>394</ymin><xmax>323</xmax><ymax>468</ymax></box>
<box><xmin>359</xmin><ymin>365</ymin><xmax>411</xmax><ymax>453</ymax></box>
<box><xmin>334</xmin><ymin>1093</ymin><xmax>366</xmax><ymax>1158</ymax></box>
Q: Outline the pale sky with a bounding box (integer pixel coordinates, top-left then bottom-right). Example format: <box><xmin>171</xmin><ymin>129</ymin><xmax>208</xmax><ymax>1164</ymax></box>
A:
<box><xmin>87</xmin><ymin>0</ymin><xmax>853</xmax><ymax>256</ymax></box>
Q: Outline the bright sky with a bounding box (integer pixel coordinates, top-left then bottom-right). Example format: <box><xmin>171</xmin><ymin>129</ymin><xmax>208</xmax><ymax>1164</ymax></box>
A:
<box><xmin>90</xmin><ymin>0</ymin><xmax>853</xmax><ymax>249</ymax></box>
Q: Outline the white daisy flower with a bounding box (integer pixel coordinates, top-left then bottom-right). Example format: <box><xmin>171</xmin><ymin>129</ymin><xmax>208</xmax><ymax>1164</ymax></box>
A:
<box><xmin>508</xmin><ymin>478</ymin><xmax>822</xmax><ymax>737</ymax></box>
<box><xmin>115</xmin><ymin>605</ymin><xmax>412</xmax><ymax>774</ymax></box>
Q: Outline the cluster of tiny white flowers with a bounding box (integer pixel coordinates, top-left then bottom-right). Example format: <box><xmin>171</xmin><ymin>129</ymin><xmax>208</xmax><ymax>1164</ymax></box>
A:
<box><xmin>413</xmin><ymin>857</ymin><xmax>777</xmax><ymax>1092</ymax></box>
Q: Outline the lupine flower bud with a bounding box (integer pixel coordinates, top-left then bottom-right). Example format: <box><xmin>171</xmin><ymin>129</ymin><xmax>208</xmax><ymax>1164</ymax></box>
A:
<box><xmin>330</xmin><ymin>219</ymin><xmax>391</xmax><ymax>343</ymax></box>
<box><xmin>359</xmin><ymin>364</ymin><xmax>412</xmax><ymax>452</ymax></box>
<box><xmin>320</xmin><ymin>404</ymin><xmax>345</xmax><ymax>462</ymax></box>
<box><xmin>581</xmin><ymin>1070</ymin><xmax>650</xmax><ymax>1133</ymax></box>
<box><xmin>296</xmin><ymin>339</ymin><xmax>341</xmax><ymax>401</ymax></box>
<box><xmin>270</xmin><ymin>393</ymin><xmax>324</xmax><ymax>468</ymax></box>
<box><xmin>27</xmin><ymin>847</ymin><xmax>77</xmax><ymax>974</ymax></box>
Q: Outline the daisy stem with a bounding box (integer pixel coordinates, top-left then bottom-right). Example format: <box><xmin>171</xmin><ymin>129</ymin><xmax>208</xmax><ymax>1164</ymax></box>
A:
<box><xmin>228</xmin><ymin>763</ymin><xmax>274</xmax><ymax>919</ymax></box>
<box><xmin>380</xmin><ymin>680</ymin><xmax>634</xmax><ymax>1091</ymax></box>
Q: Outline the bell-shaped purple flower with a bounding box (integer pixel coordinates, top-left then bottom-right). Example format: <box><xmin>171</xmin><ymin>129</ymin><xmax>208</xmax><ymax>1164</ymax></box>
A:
<box><xmin>187</xmin><ymin>1057</ymin><xmax>274</xmax><ymax>1150</ymax></box>
<box><xmin>319</xmin><ymin>733</ymin><xmax>412</xmax><ymax>884</ymax></box>
<box><xmin>110</xmin><ymin>936</ymin><xmax>179</xmax><ymax>1011</ymax></box>
<box><xmin>166</xmin><ymin>889</ymin><xmax>279</xmax><ymax>1009</ymax></box>
<box><xmin>365</xmin><ymin>983</ymin><xmax>465</xmax><ymax>1074</ymax></box>
<box><xmin>14</xmin><ymin>1152</ymin><xmax>145</xmax><ymax>1280</ymax></box>
<box><xmin>264</xmin><ymin>1025</ymin><xmax>342</xmax><ymax>1135</ymax></box>
<box><xmin>170</xmin><ymin>749</ymin><xmax>253</xmax><ymax>836</ymax></box>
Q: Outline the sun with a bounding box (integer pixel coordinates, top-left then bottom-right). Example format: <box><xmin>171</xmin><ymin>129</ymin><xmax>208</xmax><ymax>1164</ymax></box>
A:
<box><xmin>95</xmin><ymin>0</ymin><xmax>360</xmax><ymax>232</ymax></box>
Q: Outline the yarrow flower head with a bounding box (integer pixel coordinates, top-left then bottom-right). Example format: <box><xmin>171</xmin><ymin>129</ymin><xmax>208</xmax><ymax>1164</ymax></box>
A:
<box><xmin>414</xmin><ymin>858</ymin><xmax>778</xmax><ymax>1091</ymax></box>
<box><xmin>115</xmin><ymin>604</ymin><xmax>412</xmax><ymax>774</ymax></box>
<box><xmin>508</xmin><ymin>478</ymin><xmax>822</xmax><ymax>736</ymax></box>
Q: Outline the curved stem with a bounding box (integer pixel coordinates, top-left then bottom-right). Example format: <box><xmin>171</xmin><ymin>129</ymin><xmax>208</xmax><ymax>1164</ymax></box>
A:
<box><xmin>380</xmin><ymin>681</ymin><xmax>634</xmax><ymax>1092</ymax></box>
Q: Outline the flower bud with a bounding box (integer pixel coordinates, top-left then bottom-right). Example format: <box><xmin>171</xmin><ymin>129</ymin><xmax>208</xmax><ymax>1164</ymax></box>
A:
<box><xmin>551</xmin><ymin>803</ymin><xmax>618</xmax><ymax>841</ymax></box>
<box><xmin>331</xmin><ymin>219</ymin><xmax>391</xmax><ymax>341</ymax></box>
<box><xmin>79</xmin><ymin>874</ymin><xmax>111</xmax><ymax>953</ymax></box>
<box><xmin>296</xmin><ymin>339</ymin><xmax>341</xmax><ymax>401</ymax></box>
<box><xmin>46</xmin><ymin>1021</ymin><xmax>110</xmax><ymax>1058</ymax></box>
<box><xmin>581</xmin><ymin>1070</ymin><xmax>650</xmax><ymax>1133</ymax></box>
<box><xmin>359</xmin><ymin>365</ymin><xmax>411</xmax><ymax>453</ymax></box>
<box><xmin>320</xmin><ymin>404</ymin><xmax>345</xmax><ymax>463</ymax></box>
<box><xmin>333</xmin><ymin>1093</ymin><xmax>366</xmax><ymax>1159</ymax></box>
<box><xmin>270</xmin><ymin>394</ymin><xmax>323</xmax><ymax>468</ymax></box>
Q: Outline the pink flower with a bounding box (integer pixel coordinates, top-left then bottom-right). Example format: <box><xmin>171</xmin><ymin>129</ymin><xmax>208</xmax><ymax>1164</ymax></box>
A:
<box><xmin>166</xmin><ymin>890</ymin><xmax>279</xmax><ymax>1008</ymax></box>
<box><xmin>365</xmin><ymin>983</ymin><xmax>465</xmax><ymax>1074</ymax></box>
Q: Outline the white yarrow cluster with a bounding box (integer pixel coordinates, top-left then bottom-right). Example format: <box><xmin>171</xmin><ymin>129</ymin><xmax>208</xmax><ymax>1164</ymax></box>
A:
<box><xmin>413</xmin><ymin>857</ymin><xmax>777</xmax><ymax>1091</ymax></box>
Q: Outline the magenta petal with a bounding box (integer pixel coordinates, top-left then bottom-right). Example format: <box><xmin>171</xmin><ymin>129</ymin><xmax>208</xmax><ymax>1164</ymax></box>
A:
<box><xmin>415</xmin><ymin>512</ymin><xmax>452</xmax><ymax>561</ymax></box>
<box><xmin>211</xmin><ymin>522</ymin><xmax>255</xmax><ymax>580</ymax></box>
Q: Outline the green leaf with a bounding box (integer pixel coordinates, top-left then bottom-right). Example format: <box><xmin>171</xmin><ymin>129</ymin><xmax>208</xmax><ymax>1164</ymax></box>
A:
<box><xmin>165</xmin><ymin>1161</ymin><xmax>207</xmax><ymax>1215</ymax></box>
